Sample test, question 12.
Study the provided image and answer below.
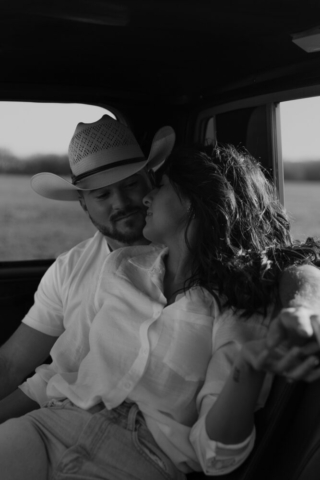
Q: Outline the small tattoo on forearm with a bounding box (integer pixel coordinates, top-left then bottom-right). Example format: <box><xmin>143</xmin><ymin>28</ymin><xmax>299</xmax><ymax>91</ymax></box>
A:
<box><xmin>233</xmin><ymin>367</ymin><xmax>241</xmax><ymax>383</ymax></box>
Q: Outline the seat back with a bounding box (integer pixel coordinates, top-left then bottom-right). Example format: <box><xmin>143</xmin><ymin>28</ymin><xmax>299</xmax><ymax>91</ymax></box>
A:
<box><xmin>0</xmin><ymin>260</ymin><xmax>52</xmax><ymax>345</ymax></box>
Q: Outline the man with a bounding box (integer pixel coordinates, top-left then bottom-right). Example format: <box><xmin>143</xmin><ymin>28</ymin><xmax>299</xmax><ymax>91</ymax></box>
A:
<box><xmin>0</xmin><ymin>115</ymin><xmax>175</xmax><ymax>421</ymax></box>
<box><xmin>0</xmin><ymin>114</ymin><xmax>319</xmax><ymax>426</ymax></box>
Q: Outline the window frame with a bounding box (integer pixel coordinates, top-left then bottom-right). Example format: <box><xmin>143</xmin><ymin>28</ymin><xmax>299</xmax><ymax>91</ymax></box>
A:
<box><xmin>191</xmin><ymin>84</ymin><xmax>320</xmax><ymax>204</ymax></box>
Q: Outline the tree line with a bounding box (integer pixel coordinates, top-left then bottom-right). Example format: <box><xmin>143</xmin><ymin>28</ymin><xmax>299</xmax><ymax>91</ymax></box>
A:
<box><xmin>284</xmin><ymin>160</ymin><xmax>320</xmax><ymax>181</ymax></box>
<box><xmin>0</xmin><ymin>149</ymin><xmax>69</xmax><ymax>175</ymax></box>
<box><xmin>0</xmin><ymin>149</ymin><xmax>319</xmax><ymax>181</ymax></box>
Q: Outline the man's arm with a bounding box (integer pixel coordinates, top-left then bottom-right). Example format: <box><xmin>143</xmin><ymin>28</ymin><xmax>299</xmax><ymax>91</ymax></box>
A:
<box><xmin>0</xmin><ymin>323</ymin><xmax>57</xmax><ymax>414</ymax></box>
<box><xmin>262</xmin><ymin>264</ymin><xmax>320</xmax><ymax>382</ymax></box>
<box><xmin>270</xmin><ymin>264</ymin><xmax>320</xmax><ymax>347</ymax></box>
<box><xmin>0</xmin><ymin>389</ymin><xmax>39</xmax><ymax>423</ymax></box>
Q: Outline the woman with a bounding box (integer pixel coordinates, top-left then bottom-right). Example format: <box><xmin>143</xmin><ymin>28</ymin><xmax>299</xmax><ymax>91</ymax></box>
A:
<box><xmin>0</xmin><ymin>144</ymin><xmax>319</xmax><ymax>479</ymax></box>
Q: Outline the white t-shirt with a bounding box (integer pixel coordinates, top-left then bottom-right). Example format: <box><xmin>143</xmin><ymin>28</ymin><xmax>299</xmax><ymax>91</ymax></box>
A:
<box><xmin>20</xmin><ymin>231</ymin><xmax>110</xmax><ymax>404</ymax></box>
<box><xmin>23</xmin><ymin>243</ymin><xmax>272</xmax><ymax>475</ymax></box>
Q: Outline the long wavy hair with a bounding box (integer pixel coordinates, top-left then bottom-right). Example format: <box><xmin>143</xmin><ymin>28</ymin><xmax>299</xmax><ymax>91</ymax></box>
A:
<box><xmin>156</xmin><ymin>144</ymin><xmax>320</xmax><ymax>316</ymax></box>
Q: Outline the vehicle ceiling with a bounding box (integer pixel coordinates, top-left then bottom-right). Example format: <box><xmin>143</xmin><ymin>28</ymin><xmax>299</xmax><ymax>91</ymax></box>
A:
<box><xmin>1</xmin><ymin>0</ymin><xmax>320</xmax><ymax>109</ymax></box>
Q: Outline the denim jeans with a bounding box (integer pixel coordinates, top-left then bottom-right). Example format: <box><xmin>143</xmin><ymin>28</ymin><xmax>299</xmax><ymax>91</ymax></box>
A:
<box><xmin>0</xmin><ymin>400</ymin><xmax>186</xmax><ymax>480</ymax></box>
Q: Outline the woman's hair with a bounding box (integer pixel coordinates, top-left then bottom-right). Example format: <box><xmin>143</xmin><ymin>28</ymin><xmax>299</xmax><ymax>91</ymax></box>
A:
<box><xmin>156</xmin><ymin>144</ymin><xmax>320</xmax><ymax>316</ymax></box>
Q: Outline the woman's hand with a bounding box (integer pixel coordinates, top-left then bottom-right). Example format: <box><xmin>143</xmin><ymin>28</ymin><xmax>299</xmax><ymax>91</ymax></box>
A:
<box><xmin>240</xmin><ymin>336</ymin><xmax>320</xmax><ymax>383</ymax></box>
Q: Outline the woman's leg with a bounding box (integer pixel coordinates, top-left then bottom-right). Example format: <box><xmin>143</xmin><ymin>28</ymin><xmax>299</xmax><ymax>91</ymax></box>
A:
<box><xmin>0</xmin><ymin>417</ymin><xmax>48</xmax><ymax>480</ymax></box>
<box><xmin>53</xmin><ymin>403</ymin><xmax>185</xmax><ymax>480</ymax></box>
<box><xmin>0</xmin><ymin>401</ymin><xmax>185</xmax><ymax>480</ymax></box>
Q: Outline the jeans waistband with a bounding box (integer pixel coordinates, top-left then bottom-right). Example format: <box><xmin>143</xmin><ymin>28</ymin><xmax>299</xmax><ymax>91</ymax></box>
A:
<box><xmin>87</xmin><ymin>402</ymin><xmax>106</xmax><ymax>414</ymax></box>
<box><xmin>47</xmin><ymin>399</ymin><xmax>143</xmax><ymax>432</ymax></box>
<box><xmin>103</xmin><ymin>401</ymin><xmax>143</xmax><ymax>432</ymax></box>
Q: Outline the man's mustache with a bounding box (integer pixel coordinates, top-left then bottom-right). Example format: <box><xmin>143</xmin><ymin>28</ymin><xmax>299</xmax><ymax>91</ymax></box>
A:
<box><xmin>110</xmin><ymin>206</ymin><xmax>147</xmax><ymax>222</ymax></box>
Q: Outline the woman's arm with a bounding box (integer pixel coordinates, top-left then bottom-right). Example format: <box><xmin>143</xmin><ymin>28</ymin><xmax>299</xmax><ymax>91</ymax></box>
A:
<box><xmin>189</xmin><ymin>314</ymin><xmax>272</xmax><ymax>475</ymax></box>
<box><xmin>205</xmin><ymin>340</ymin><xmax>266</xmax><ymax>445</ymax></box>
<box><xmin>0</xmin><ymin>389</ymin><xmax>39</xmax><ymax>424</ymax></box>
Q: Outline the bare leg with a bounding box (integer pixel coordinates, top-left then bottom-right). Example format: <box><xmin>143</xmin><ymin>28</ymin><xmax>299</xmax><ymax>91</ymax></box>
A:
<box><xmin>0</xmin><ymin>417</ymin><xmax>48</xmax><ymax>480</ymax></box>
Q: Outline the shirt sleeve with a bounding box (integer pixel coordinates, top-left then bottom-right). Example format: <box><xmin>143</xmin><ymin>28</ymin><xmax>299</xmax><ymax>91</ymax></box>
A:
<box><xmin>18</xmin><ymin>370</ymin><xmax>50</xmax><ymax>406</ymax></box>
<box><xmin>190</xmin><ymin>310</ymin><xmax>273</xmax><ymax>475</ymax></box>
<box><xmin>22</xmin><ymin>257</ymin><xmax>66</xmax><ymax>337</ymax></box>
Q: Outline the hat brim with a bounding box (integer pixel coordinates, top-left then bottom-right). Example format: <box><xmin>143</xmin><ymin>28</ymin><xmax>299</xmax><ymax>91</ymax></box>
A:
<box><xmin>30</xmin><ymin>126</ymin><xmax>175</xmax><ymax>201</ymax></box>
<box><xmin>147</xmin><ymin>126</ymin><xmax>176</xmax><ymax>171</ymax></box>
<box><xmin>31</xmin><ymin>160</ymin><xmax>148</xmax><ymax>201</ymax></box>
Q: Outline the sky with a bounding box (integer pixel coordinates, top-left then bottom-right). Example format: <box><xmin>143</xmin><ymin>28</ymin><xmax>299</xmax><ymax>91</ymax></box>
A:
<box><xmin>0</xmin><ymin>99</ymin><xmax>319</xmax><ymax>161</ymax></box>
<box><xmin>280</xmin><ymin>96</ymin><xmax>320</xmax><ymax>161</ymax></box>
<box><xmin>0</xmin><ymin>102</ymin><xmax>112</xmax><ymax>158</ymax></box>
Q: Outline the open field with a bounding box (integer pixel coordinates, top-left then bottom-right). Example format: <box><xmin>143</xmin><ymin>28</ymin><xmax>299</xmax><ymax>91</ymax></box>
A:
<box><xmin>0</xmin><ymin>174</ymin><xmax>96</xmax><ymax>260</ymax></box>
<box><xmin>284</xmin><ymin>181</ymin><xmax>320</xmax><ymax>241</ymax></box>
<box><xmin>0</xmin><ymin>175</ymin><xmax>319</xmax><ymax>261</ymax></box>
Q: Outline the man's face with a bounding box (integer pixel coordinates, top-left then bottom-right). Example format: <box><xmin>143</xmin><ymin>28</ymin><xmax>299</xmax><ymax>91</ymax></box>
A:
<box><xmin>80</xmin><ymin>170</ymin><xmax>152</xmax><ymax>247</ymax></box>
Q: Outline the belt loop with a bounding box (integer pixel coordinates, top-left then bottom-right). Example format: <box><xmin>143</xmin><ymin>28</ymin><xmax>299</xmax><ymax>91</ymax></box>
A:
<box><xmin>127</xmin><ymin>403</ymin><xmax>140</xmax><ymax>432</ymax></box>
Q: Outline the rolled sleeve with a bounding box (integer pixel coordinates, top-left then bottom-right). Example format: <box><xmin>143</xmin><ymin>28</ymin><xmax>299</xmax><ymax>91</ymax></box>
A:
<box><xmin>190</xmin><ymin>413</ymin><xmax>255</xmax><ymax>475</ymax></box>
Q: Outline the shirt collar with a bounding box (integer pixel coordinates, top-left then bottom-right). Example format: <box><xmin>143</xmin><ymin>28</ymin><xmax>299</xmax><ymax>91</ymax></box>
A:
<box><xmin>128</xmin><ymin>244</ymin><xmax>168</xmax><ymax>272</ymax></box>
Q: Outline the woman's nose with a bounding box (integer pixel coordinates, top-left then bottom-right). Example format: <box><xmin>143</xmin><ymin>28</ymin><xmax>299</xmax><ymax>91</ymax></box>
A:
<box><xmin>143</xmin><ymin>188</ymin><xmax>157</xmax><ymax>207</ymax></box>
<box><xmin>142</xmin><ymin>194</ymin><xmax>151</xmax><ymax>207</ymax></box>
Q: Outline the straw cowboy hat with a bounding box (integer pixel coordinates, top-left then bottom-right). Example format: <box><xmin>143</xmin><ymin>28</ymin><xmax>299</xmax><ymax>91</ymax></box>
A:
<box><xmin>31</xmin><ymin>115</ymin><xmax>176</xmax><ymax>201</ymax></box>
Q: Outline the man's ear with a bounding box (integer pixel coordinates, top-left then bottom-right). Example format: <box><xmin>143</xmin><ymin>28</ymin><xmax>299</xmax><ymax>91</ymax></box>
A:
<box><xmin>78</xmin><ymin>195</ymin><xmax>88</xmax><ymax>213</ymax></box>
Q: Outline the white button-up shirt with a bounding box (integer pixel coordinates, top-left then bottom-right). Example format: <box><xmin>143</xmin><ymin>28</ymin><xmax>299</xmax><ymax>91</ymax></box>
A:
<box><xmin>23</xmin><ymin>243</ymin><xmax>272</xmax><ymax>475</ymax></box>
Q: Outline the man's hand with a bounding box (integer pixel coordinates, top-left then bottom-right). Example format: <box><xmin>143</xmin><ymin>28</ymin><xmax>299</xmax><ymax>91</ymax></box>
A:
<box><xmin>267</xmin><ymin>306</ymin><xmax>317</xmax><ymax>349</ymax></box>
<box><xmin>240</xmin><ymin>333</ymin><xmax>320</xmax><ymax>383</ymax></box>
<box><xmin>272</xmin><ymin>264</ymin><xmax>320</xmax><ymax>382</ymax></box>
<box><xmin>256</xmin><ymin>307</ymin><xmax>320</xmax><ymax>382</ymax></box>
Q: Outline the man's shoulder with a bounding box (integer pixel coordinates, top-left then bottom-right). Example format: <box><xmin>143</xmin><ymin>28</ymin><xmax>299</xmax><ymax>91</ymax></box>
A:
<box><xmin>53</xmin><ymin>232</ymin><xmax>109</xmax><ymax>273</ymax></box>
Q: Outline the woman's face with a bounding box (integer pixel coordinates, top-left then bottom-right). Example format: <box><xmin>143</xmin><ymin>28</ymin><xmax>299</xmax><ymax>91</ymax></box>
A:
<box><xmin>142</xmin><ymin>174</ymin><xmax>190</xmax><ymax>245</ymax></box>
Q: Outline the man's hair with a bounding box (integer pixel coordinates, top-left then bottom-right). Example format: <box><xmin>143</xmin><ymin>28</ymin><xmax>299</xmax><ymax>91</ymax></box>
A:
<box><xmin>157</xmin><ymin>144</ymin><xmax>320</xmax><ymax>316</ymax></box>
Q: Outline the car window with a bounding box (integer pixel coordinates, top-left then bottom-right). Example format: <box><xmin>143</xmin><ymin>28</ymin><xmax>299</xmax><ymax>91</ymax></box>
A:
<box><xmin>280</xmin><ymin>97</ymin><xmax>320</xmax><ymax>242</ymax></box>
<box><xmin>0</xmin><ymin>102</ymin><xmax>113</xmax><ymax>261</ymax></box>
<box><xmin>198</xmin><ymin>104</ymin><xmax>276</xmax><ymax>178</ymax></box>
<box><xmin>197</xmin><ymin>96</ymin><xmax>320</xmax><ymax>244</ymax></box>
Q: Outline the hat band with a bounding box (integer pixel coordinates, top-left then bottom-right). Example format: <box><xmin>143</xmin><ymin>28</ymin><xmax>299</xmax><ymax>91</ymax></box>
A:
<box><xmin>72</xmin><ymin>156</ymin><xmax>146</xmax><ymax>185</ymax></box>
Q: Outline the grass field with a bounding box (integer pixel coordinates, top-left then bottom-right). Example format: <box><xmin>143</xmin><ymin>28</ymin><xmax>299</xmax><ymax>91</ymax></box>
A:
<box><xmin>0</xmin><ymin>174</ymin><xmax>96</xmax><ymax>260</ymax></box>
<box><xmin>0</xmin><ymin>175</ymin><xmax>319</xmax><ymax>261</ymax></box>
<box><xmin>284</xmin><ymin>181</ymin><xmax>320</xmax><ymax>241</ymax></box>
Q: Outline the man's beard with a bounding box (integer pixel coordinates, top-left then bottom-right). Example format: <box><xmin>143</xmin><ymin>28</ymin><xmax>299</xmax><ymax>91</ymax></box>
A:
<box><xmin>89</xmin><ymin>206</ymin><xmax>147</xmax><ymax>244</ymax></box>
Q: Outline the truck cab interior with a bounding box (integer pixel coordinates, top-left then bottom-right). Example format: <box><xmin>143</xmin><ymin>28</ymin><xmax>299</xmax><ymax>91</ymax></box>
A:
<box><xmin>1</xmin><ymin>1</ymin><xmax>320</xmax><ymax>478</ymax></box>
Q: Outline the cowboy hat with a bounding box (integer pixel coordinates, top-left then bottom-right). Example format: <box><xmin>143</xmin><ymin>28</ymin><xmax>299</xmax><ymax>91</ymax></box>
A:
<box><xmin>31</xmin><ymin>115</ymin><xmax>175</xmax><ymax>201</ymax></box>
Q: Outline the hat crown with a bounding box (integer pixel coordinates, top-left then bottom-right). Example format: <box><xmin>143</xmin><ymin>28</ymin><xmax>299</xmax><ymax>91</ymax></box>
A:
<box><xmin>30</xmin><ymin>118</ymin><xmax>175</xmax><ymax>201</ymax></box>
<box><xmin>68</xmin><ymin>115</ymin><xmax>143</xmax><ymax>176</ymax></box>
